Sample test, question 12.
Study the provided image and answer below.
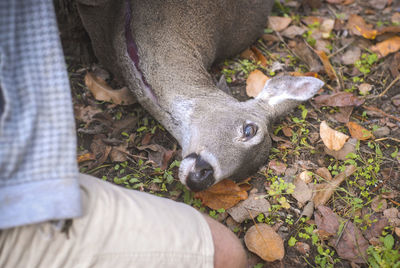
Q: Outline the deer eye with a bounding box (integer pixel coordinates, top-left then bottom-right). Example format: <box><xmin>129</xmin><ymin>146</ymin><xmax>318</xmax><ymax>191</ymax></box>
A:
<box><xmin>243</xmin><ymin>123</ymin><xmax>258</xmax><ymax>140</ymax></box>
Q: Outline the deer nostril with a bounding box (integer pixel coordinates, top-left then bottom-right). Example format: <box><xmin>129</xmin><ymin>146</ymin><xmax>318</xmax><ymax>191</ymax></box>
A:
<box><xmin>186</xmin><ymin>157</ymin><xmax>215</xmax><ymax>192</ymax></box>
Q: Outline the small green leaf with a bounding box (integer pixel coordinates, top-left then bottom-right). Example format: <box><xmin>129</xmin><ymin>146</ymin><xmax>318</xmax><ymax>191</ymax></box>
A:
<box><xmin>288</xmin><ymin>236</ymin><xmax>297</xmax><ymax>247</ymax></box>
<box><xmin>383</xmin><ymin>234</ymin><xmax>394</xmax><ymax>249</ymax></box>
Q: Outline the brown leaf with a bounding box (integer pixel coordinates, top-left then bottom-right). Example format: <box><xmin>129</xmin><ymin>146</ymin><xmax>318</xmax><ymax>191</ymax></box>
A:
<box><xmin>244</xmin><ymin>224</ymin><xmax>285</xmax><ymax>262</ymax></box>
<box><xmin>110</xmin><ymin>142</ymin><xmax>129</xmax><ymax>162</ymax></box>
<box><xmin>90</xmin><ymin>134</ymin><xmax>112</xmax><ymax>168</ymax></box>
<box><xmin>85</xmin><ymin>72</ymin><xmax>136</xmax><ymax>105</ymax></box>
<box><xmin>371</xmin><ymin>36</ymin><xmax>400</xmax><ymax>58</ymax></box>
<box><xmin>346</xmin><ymin>122</ymin><xmax>374</xmax><ymax>140</ymax></box>
<box><xmin>77</xmin><ymin>152</ymin><xmax>95</xmax><ymax>164</ymax></box>
<box><xmin>194</xmin><ymin>179</ymin><xmax>248</xmax><ymax>210</ymax></box>
<box><xmin>137</xmin><ymin>144</ymin><xmax>175</xmax><ymax>170</ymax></box>
<box><xmin>282</xmin><ymin>126</ymin><xmax>293</xmax><ymax>137</ymax></box>
<box><xmin>341</xmin><ymin>46</ymin><xmax>361</xmax><ymax>65</ymax></box>
<box><xmin>226</xmin><ymin>193</ymin><xmax>271</xmax><ymax>223</ymax></box>
<box><xmin>315</xmin><ymin>50</ymin><xmax>337</xmax><ymax>80</ymax></box>
<box><xmin>293</xmin><ymin>42</ymin><xmax>323</xmax><ymax>73</ymax></box>
<box><xmin>268</xmin><ymin>160</ymin><xmax>287</xmax><ymax>175</ymax></box>
<box><xmin>316</xmin><ymin>167</ymin><xmax>332</xmax><ymax>181</ymax></box>
<box><xmin>74</xmin><ymin>104</ymin><xmax>102</xmax><ymax>125</ymax></box>
<box><xmin>332</xmin><ymin>106</ymin><xmax>353</xmax><ymax>123</ymax></box>
<box><xmin>315</xmin><ymin>205</ymin><xmax>340</xmax><ymax>235</ymax></box>
<box><xmin>347</xmin><ymin>14</ymin><xmax>377</xmax><ymax>39</ymax></box>
<box><xmin>358</xmin><ymin>83</ymin><xmax>373</xmax><ymax>95</ymax></box>
<box><xmin>240</xmin><ymin>48</ymin><xmax>257</xmax><ymax>61</ymax></box>
<box><xmin>313</xmin><ymin>165</ymin><xmax>356</xmax><ymax>207</ymax></box>
<box><xmin>281</xmin><ymin>25</ymin><xmax>306</xmax><ymax>39</ymax></box>
<box><xmin>268</xmin><ymin>16</ymin><xmax>292</xmax><ymax>32</ymax></box>
<box><xmin>245</xmin><ymin>70</ymin><xmax>269</xmax><ymax>97</ymax></box>
<box><xmin>292</xmin><ymin>175</ymin><xmax>313</xmax><ymax>206</ymax></box>
<box><xmin>314</xmin><ymin>92</ymin><xmax>364</xmax><ymax>107</ymax></box>
<box><xmin>251</xmin><ymin>46</ymin><xmax>268</xmax><ymax>67</ymax></box>
<box><xmin>302</xmin><ymin>16</ymin><xmax>323</xmax><ymax>26</ymax></box>
<box><xmin>324</xmin><ymin>138</ymin><xmax>357</xmax><ymax>160</ymax></box>
<box><xmin>321</xmin><ymin>19</ymin><xmax>335</xmax><ymax>38</ymax></box>
<box><xmin>320</xmin><ymin>121</ymin><xmax>349</xmax><ymax>151</ymax></box>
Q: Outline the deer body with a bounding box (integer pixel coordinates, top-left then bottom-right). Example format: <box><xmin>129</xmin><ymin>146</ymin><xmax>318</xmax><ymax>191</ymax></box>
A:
<box><xmin>78</xmin><ymin>0</ymin><xmax>324</xmax><ymax>191</ymax></box>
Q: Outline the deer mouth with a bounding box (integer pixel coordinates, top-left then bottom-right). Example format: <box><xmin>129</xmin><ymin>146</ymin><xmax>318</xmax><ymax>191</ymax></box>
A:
<box><xmin>179</xmin><ymin>153</ymin><xmax>216</xmax><ymax>192</ymax></box>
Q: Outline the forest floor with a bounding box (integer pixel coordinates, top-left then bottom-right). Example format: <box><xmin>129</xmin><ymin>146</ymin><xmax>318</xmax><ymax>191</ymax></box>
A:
<box><xmin>59</xmin><ymin>0</ymin><xmax>400</xmax><ymax>267</ymax></box>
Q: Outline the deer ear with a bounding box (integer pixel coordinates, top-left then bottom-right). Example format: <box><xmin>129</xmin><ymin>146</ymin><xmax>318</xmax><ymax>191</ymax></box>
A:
<box><xmin>255</xmin><ymin>75</ymin><xmax>324</xmax><ymax>116</ymax></box>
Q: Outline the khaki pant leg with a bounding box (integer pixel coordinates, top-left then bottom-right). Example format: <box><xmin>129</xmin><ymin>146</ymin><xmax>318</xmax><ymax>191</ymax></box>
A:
<box><xmin>0</xmin><ymin>174</ymin><xmax>214</xmax><ymax>268</ymax></box>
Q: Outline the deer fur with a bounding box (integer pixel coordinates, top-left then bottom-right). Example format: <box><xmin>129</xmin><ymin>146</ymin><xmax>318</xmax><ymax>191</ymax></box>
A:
<box><xmin>77</xmin><ymin>0</ymin><xmax>324</xmax><ymax>191</ymax></box>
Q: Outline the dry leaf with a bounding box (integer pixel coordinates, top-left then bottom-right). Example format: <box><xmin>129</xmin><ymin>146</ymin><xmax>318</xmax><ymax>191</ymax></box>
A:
<box><xmin>240</xmin><ymin>48</ymin><xmax>257</xmax><ymax>61</ymax></box>
<box><xmin>293</xmin><ymin>42</ymin><xmax>323</xmax><ymax>73</ymax></box>
<box><xmin>194</xmin><ymin>179</ymin><xmax>248</xmax><ymax>210</ymax></box>
<box><xmin>268</xmin><ymin>160</ymin><xmax>287</xmax><ymax>175</ymax></box>
<box><xmin>302</xmin><ymin>16</ymin><xmax>323</xmax><ymax>26</ymax></box>
<box><xmin>315</xmin><ymin>50</ymin><xmax>336</xmax><ymax>80</ymax></box>
<box><xmin>346</xmin><ymin>122</ymin><xmax>374</xmax><ymax>140</ymax></box>
<box><xmin>341</xmin><ymin>46</ymin><xmax>361</xmax><ymax>65</ymax></box>
<box><xmin>347</xmin><ymin>14</ymin><xmax>377</xmax><ymax>39</ymax></box>
<box><xmin>246</xmin><ymin>70</ymin><xmax>269</xmax><ymax>97</ymax></box>
<box><xmin>281</xmin><ymin>25</ymin><xmax>306</xmax><ymax>39</ymax></box>
<box><xmin>137</xmin><ymin>144</ymin><xmax>175</xmax><ymax>170</ymax></box>
<box><xmin>292</xmin><ymin>175</ymin><xmax>313</xmax><ymax>206</ymax></box>
<box><xmin>358</xmin><ymin>83</ymin><xmax>373</xmax><ymax>95</ymax></box>
<box><xmin>332</xmin><ymin>106</ymin><xmax>353</xmax><ymax>123</ymax></box>
<box><xmin>316</xmin><ymin>167</ymin><xmax>332</xmax><ymax>181</ymax></box>
<box><xmin>226</xmin><ymin>193</ymin><xmax>271</xmax><ymax>223</ymax></box>
<box><xmin>321</xmin><ymin>19</ymin><xmax>335</xmax><ymax>38</ymax></box>
<box><xmin>320</xmin><ymin>121</ymin><xmax>349</xmax><ymax>151</ymax></box>
<box><xmin>314</xmin><ymin>92</ymin><xmax>364</xmax><ymax>107</ymax></box>
<box><xmin>325</xmin><ymin>138</ymin><xmax>357</xmax><ymax>160</ymax></box>
<box><xmin>299</xmin><ymin>170</ymin><xmax>313</xmax><ymax>183</ymax></box>
<box><xmin>371</xmin><ymin>36</ymin><xmax>400</xmax><ymax>58</ymax></box>
<box><xmin>395</xmin><ymin>227</ymin><xmax>400</xmax><ymax>238</ymax></box>
<box><xmin>268</xmin><ymin>16</ymin><xmax>292</xmax><ymax>32</ymax></box>
<box><xmin>85</xmin><ymin>72</ymin><xmax>136</xmax><ymax>105</ymax></box>
<box><xmin>77</xmin><ymin>152</ymin><xmax>95</xmax><ymax>163</ymax></box>
<box><xmin>370</xmin><ymin>196</ymin><xmax>388</xmax><ymax>212</ymax></box>
<box><xmin>244</xmin><ymin>224</ymin><xmax>285</xmax><ymax>262</ymax></box>
<box><xmin>251</xmin><ymin>46</ymin><xmax>268</xmax><ymax>67</ymax></box>
<box><xmin>313</xmin><ymin>165</ymin><xmax>356</xmax><ymax>207</ymax></box>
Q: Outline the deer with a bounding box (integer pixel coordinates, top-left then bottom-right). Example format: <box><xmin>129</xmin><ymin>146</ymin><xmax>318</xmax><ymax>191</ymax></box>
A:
<box><xmin>77</xmin><ymin>0</ymin><xmax>324</xmax><ymax>192</ymax></box>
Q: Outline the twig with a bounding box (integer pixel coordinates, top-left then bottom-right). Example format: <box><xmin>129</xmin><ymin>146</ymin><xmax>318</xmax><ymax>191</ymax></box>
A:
<box><xmin>329</xmin><ymin>42</ymin><xmax>353</xmax><ymax>59</ymax></box>
<box><xmin>363</xmin><ymin>105</ymin><xmax>400</xmax><ymax>123</ymax></box>
<box><xmin>378</xmin><ymin>74</ymin><xmax>400</xmax><ymax>97</ymax></box>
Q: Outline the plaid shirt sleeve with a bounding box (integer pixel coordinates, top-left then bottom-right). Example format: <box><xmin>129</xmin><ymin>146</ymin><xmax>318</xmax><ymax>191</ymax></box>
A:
<box><xmin>0</xmin><ymin>0</ymin><xmax>82</xmax><ymax>229</ymax></box>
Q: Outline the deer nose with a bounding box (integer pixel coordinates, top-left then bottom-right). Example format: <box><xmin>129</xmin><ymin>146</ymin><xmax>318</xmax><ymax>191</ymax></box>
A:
<box><xmin>186</xmin><ymin>155</ymin><xmax>215</xmax><ymax>192</ymax></box>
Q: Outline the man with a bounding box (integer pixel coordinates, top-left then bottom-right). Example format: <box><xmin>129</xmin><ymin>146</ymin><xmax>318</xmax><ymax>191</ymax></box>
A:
<box><xmin>0</xmin><ymin>1</ymin><xmax>246</xmax><ymax>267</ymax></box>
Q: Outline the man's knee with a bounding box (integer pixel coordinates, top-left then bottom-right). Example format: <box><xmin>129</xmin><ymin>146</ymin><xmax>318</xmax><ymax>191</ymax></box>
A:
<box><xmin>203</xmin><ymin>215</ymin><xmax>247</xmax><ymax>268</ymax></box>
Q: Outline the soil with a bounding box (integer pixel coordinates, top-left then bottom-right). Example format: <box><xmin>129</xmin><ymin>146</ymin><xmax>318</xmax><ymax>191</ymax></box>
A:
<box><xmin>57</xmin><ymin>1</ymin><xmax>400</xmax><ymax>267</ymax></box>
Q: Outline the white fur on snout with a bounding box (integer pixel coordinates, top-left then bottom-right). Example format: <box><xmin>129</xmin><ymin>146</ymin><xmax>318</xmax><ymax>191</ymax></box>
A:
<box><xmin>178</xmin><ymin>157</ymin><xmax>196</xmax><ymax>185</ymax></box>
<box><xmin>178</xmin><ymin>150</ymin><xmax>223</xmax><ymax>186</ymax></box>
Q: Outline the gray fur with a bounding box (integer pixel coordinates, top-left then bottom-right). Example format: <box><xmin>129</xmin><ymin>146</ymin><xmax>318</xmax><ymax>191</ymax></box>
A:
<box><xmin>77</xmin><ymin>0</ymin><xmax>324</xmax><ymax>189</ymax></box>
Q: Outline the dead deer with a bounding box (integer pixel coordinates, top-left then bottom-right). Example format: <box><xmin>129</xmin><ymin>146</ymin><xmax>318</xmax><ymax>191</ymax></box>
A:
<box><xmin>77</xmin><ymin>0</ymin><xmax>324</xmax><ymax>191</ymax></box>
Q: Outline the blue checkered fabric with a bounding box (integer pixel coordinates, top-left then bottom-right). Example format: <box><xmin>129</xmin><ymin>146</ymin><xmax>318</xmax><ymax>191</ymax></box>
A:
<box><xmin>0</xmin><ymin>0</ymin><xmax>82</xmax><ymax>229</ymax></box>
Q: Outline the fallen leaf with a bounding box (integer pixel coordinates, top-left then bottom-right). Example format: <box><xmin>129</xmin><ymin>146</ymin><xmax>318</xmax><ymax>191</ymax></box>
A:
<box><xmin>90</xmin><ymin>134</ymin><xmax>112</xmax><ymax>168</ymax></box>
<box><xmin>383</xmin><ymin>208</ymin><xmax>400</xmax><ymax>227</ymax></box>
<box><xmin>77</xmin><ymin>152</ymin><xmax>95</xmax><ymax>163</ymax></box>
<box><xmin>346</xmin><ymin>122</ymin><xmax>374</xmax><ymax>140</ymax></box>
<box><xmin>292</xmin><ymin>175</ymin><xmax>313</xmax><ymax>206</ymax></box>
<box><xmin>315</xmin><ymin>206</ymin><xmax>369</xmax><ymax>263</ymax></box>
<box><xmin>324</xmin><ymin>138</ymin><xmax>357</xmax><ymax>160</ymax></box>
<box><xmin>371</xmin><ymin>36</ymin><xmax>400</xmax><ymax>58</ymax></box>
<box><xmin>326</xmin><ymin>0</ymin><xmax>343</xmax><ymax>3</ymax></box>
<box><xmin>85</xmin><ymin>72</ymin><xmax>136</xmax><ymax>105</ymax></box>
<box><xmin>268</xmin><ymin>16</ymin><xmax>292</xmax><ymax>32</ymax></box>
<box><xmin>373</xmin><ymin>126</ymin><xmax>390</xmax><ymax>138</ymax></box>
<box><xmin>341</xmin><ymin>46</ymin><xmax>361</xmax><ymax>65</ymax></box>
<box><xmin>302</xmin><ymin>16</ymin><xmax>323</xmax><ymax>26</ymax></box>
<box><xmin>251</xmin><ymin>46</ymin><xmax>268</xmax><ymax>67</ymax></box>
<box><xmin>315</xmin><ymin>50</ymin><xmax>337</xmax><ymax>80</ymax></box>
<box><xmin>369</xmin><ymin>0</ymin><xmax>388</xmax><ymax>9</ymax></box>
<box><xmin>320</xmin><ymin>121</ymin><xmax>349</xmax><ymax>151</ymax></box>
<box><xmin>392</xmin><ymin>13</ymin><xmax>400</xmax><ymax>24</ymax></box>
<box><xmin>110</xmin><ymin>142</ymin><xmax>129</xmax><ymax>162</ymax></box>
<box><xmin>246</xmin><ymin>70</ymin><xmax>269</xmax><ymax>97</ymax></box>
<box><xmin>315</xmin><ymin>39</ymin><xmax>331</xmax><ymax>54</ymax></box>
<box><xmin>364</xmin><ymin>216</ymin><xmax>389</xmax><ymax>240</ymax></box>
<box><xmin>282</xmin><ymin>126</ymin><xmax>293</xmax><ymax>137</ymax></box>
<box><xmin>358</xmin><ymin>83</ymin><xmax>373</xmax><ymax>95</ymax></box>
<box><xmin>281</xmin><ymin>25</ymin><xmax>306</xmax><ymax>39</ymax></box>
<box><xmin>315</xmin><ymin>167</ymin><xmax>332</xmax><ymax>181</ymax></box>
<box><xmin>321</xmin><ymin>19</ymin><xmax>335</xmax><ymax>38</ymax></box>
<box><xmin>332</xmin><ymin>106</ymin><xmax>353</xmax><ymax>123</ymax></box>
<box><xmin>395</xmin><ymin>227</ymin><xmax>400</xmax><ymax>238</ymax></box>
<box><xmin>293</xmin><ymin>42</ymin><xmax>323</xmax><ymax>73</ymax></box>
<box><xmin>268</xmin><ymin>160</ymin><xmax>287</xmax><ymax>175</ymax></box>
<box><xmin>314</xmin><ymin>92</ymin><xmax>364</xmax><ymax>107</ymax></box>
<box><xmin>299</xmin><ymin>170</ymin><xmax>313</xmax><ymax>183</ymax></box>
<box><xmin>240</xmin><ymin>48</ymin><xmax>257</xmax><ymax>61</ymax></box>
<box><xmin>194</xmin><ymin>179</ymin><xmax>248</xmax><ymax>210</ymax></box>
<box><xmin>226</xmin><ymin>193</ymin><xmax>271</xmax><ymax>223</ymax></box>
<box><xmin>74</xmin><ymin>104</ymin><xmax>102</xmax><ymax>125</ymax></box>
<box><xmin>371</xmin><ymin>196</ymin><xmax>388</xmax><ymax>212</ymax></box>
<box><xmin>313</xmin><ymin>165</ymin><xmax>356</xmax><ymax>207</ymax></box>
<box><xmin>347</xmin><ymin>14</ymin><xmax>377</xmax><ymax>39</ymax></box>
<box><xmin>244</xmin><ymin>224</ymin><xmax>285</xmax><ymax>262</ymax></box>
<box><xmin>294</xmin><ymin>242</ymin><xmax>311</xmax><ymax>254</ymax></box>
<box><xmin>137</xmin><ymin>144</ymin><xmax>175</xmax><ymax>170</ymax></box>
<box><xmin>298</xmin><ymin>201</ymin><xmax>315</xmax><ymax>220</ymax></box>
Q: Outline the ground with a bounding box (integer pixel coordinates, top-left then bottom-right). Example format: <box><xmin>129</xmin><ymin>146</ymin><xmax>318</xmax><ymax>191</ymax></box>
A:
<box><xmin>57</xmin><ymin>0</ymin><xmax>400</xmax><ymax>267</ymax></box>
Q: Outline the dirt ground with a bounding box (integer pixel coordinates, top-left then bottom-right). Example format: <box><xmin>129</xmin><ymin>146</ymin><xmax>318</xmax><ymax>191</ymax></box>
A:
<box><xmin>57</xmin><ymin>0</ymin><xmax>400</xmax><ymax>267</ymax></box>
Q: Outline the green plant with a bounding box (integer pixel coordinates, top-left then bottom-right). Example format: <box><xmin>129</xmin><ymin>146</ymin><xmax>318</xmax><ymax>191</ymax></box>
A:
<box><xmin>267</xmin><ymin>176</ymin><xmax>295</xmax><ymax>209</ymax></box>
<box><xmin>367</xmin><ymin>234</ymin><xmax>400</xmax><ymax>268</ymax></box>
<box><xmin>355</xmin><ymin>53</ymin><xmax>378</xmax><ymax>75</ymax></box>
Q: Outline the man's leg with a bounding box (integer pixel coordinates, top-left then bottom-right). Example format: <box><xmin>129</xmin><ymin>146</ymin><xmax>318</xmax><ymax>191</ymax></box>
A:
<box><xmin>0</xmin><ymin>174</ymin><xmax>246</xmax><ymax>268</ymax></box>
